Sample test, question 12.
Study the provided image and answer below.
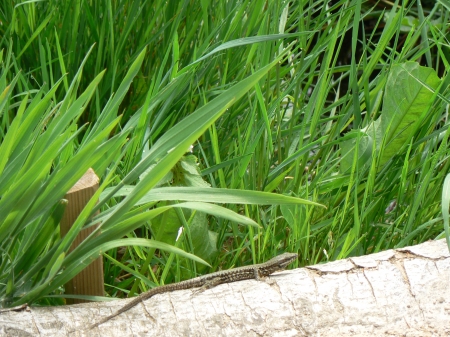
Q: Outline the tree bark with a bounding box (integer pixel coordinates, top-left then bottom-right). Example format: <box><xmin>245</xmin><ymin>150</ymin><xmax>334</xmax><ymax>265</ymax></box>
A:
<box><xmin>1</xmin><ymin>239</ymin><xmax>450</xmax><ymax>336</ymax></box>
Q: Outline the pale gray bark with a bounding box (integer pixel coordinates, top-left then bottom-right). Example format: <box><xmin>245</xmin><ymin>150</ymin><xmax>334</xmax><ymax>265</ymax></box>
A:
<box><xmin>1</xmin><ymin>239</ymin><xmax>450</xmax><ymax>337</ymax></box>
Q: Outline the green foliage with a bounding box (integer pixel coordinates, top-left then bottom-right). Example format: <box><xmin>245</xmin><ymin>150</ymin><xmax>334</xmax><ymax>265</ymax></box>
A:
<box><xmin>381</xmin><ymin>62</ymin><xmax>442</xmax><ymax>165</ymax></box>
<box><xmin>1</xmin><ymin>0</ymin><xmax>450</xmax><ymax>307</ymax></box>
<box><xmin>0</xmin><ymin>11</ymin><xmax>319</xmax><ymax>305</ymax></box>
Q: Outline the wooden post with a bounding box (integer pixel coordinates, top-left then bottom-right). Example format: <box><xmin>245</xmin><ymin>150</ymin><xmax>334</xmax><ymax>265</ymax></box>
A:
<box><xmin>60</xmin><ymin>168</ymin><xmax>104</xmax><ymax>304</ymax></box>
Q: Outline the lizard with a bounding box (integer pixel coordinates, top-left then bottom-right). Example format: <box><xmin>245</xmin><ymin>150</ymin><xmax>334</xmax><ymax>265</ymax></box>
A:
<box><xmin>86</xmin><ymin>252</ymin><xmax>298</xmax><ymax>330</ymax></box>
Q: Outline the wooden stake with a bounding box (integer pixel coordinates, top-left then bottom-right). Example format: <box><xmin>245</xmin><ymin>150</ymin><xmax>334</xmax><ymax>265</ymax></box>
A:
<box><xmin>60</xmin><ymin>168</ymin><xmax>104</xmax><ymax>304</ymax></box>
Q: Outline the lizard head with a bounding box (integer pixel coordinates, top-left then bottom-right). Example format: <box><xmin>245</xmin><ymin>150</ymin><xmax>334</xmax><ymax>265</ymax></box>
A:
<box><xmin>270</xmin><ymin>252</ymin><xmax>298</xmax><ymax>269</ymax></box>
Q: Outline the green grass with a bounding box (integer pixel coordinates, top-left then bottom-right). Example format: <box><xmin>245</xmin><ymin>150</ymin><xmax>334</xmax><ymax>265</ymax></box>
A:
<box><xmin>0</xmin><ymin>0</ymin><xmax>449</xmax><ymax>306</ymax></box>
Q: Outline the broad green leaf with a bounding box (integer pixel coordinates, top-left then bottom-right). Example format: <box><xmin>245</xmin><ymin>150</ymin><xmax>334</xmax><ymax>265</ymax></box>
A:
<box><xmin>175</xmin><ymin>202</ymin><xmax>259</xmax><ymax>227</ymax></box>
<box><xmin>380</xmin><ymin>62</ymin><xmax>441</xmax><ymax>165</ymax></box>
<box><xmin>183</xmin><ymin>209</ymin><xmax>218</xmax><ymax>271</ymax></box>
<box><xmin>100</xmin><ymin>186</ymin><xmax>324</xmax><ymax>208</ymax></box>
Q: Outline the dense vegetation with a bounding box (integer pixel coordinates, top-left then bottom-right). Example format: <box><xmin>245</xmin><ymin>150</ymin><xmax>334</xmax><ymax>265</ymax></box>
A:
<box><xmin>0</xmin><ymin>0</ymin><xmax>449</xmax><ymax>306</ymax></box>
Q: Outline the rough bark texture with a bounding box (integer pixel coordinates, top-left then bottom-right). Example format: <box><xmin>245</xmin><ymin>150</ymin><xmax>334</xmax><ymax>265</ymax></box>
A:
<box><xmin>1</xmin><ymin>239</ymin><xmax>450</xmax><ymax>336</ymax></box>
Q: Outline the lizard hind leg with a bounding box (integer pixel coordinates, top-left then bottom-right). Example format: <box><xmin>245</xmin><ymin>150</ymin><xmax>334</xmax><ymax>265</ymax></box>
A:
<box><xmin>191</xmin><ymin>277</ymin><xmax>223</xmax><ymax>296</ymax></box>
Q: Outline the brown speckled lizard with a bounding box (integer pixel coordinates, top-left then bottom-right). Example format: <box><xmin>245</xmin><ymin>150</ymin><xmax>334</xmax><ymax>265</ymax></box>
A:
<box><xmin>87</xmin><ymin>252</ymin><xmax>297</xmax><ymax>330</ymax></box>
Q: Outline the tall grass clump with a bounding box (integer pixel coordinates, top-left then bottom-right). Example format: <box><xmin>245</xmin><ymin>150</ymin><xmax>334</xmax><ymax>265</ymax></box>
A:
<box><xmin>0</xmin><ymin>0</ymin><xmax>449</xmax><ymax>305</ymax></box>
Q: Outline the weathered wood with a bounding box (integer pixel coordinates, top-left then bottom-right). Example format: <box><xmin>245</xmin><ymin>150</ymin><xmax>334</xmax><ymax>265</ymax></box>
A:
<box><xmin>60</xmin><ymin>168</ymin><xmax>103</xmax><ymax>304</ymax></box>
<box><xmin>1</xmin><ymin>239</ymin><xmax>450</xmax><ymax>336</ymax></box>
